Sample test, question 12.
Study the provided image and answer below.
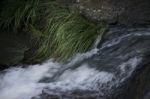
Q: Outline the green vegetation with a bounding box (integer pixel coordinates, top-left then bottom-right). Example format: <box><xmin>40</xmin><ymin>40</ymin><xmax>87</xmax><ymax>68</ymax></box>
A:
<box><xmin>0</xmin><ymin>0</ymin><xmax>41</xmax><ymax>29</ymax></box>
<box><xmin>0</xmin><ymin>0</ymin><xmax>106</xmax><ymax>63</ymax></box>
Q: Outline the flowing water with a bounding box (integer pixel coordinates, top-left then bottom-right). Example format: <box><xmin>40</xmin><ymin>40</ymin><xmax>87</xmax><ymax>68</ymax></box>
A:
<box><xmin>0</xmin><ymin>28</ymin><xmax>150</xmax><ymax>99</ymax></box>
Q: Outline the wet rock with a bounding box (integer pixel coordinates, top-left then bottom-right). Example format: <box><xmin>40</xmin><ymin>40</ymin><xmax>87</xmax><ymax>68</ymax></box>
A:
<box><xmin>115</xmin><ymin>65</ymin><xmax>150</xmax><ymax>99</ymax></box>
<box><xmin>76</xmin><ymin>0</ymin><xmax>150</xmax><ymax>26</ymax></box>
<box><xmin>92</xmin><ymin>28</ymin><xmax>150</xmax><ymax>99</ymax></box>
<box><xmin>32</xmin><ymin>89</ymin><xmax>100</xmax><ymax>99</ymax></box>
<box><xmin>0</xmin><ymin>32</ymin><xmax>30</xmax><ymax>67</ymax></box>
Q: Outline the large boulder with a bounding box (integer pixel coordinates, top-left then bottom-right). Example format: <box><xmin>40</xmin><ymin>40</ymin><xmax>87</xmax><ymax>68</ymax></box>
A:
<box><xmin>77</xmin><ymin>0</ymin><xmax>150</xmax><ymax>26</ymax></box>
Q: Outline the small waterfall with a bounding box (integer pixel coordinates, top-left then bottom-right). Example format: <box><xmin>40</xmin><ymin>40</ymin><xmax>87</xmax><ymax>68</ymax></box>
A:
<box><xmin>0</xmin><ymin>36</ymin><xmax>102</xmax><ymax>99</ymax></box>
<box><xmin>0</xmin><ymin>28</ymin><xmax>150</xmax><ymax>99</ymax></box>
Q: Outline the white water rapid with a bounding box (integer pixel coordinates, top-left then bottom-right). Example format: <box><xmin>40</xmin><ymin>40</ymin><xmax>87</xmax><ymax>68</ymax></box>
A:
<box><xmin>0</xmin><ymin>32</ymin><xmax>142</xmax><ymax>99</ymax></box>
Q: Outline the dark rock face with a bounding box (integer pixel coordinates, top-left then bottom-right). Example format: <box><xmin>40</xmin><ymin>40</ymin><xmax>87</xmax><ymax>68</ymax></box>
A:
<box><xmin>32</xmin><ymin>90</ymin><xmax>99</xmax><ymax>99</ymax></box>
<box><xmin>115</xmin><ymin>65</ymin><xmax>150</xmax><ymax>99</ymax></box>
<box><xmin>77</xmin><ymin>0</ymin><xmax>150</xmax><ymax>26</ymax></box>
<box><xmin>0</xmin><ymin>32</ymin><xmax>31</xmax><ymax>67</ymax></box>
<box><xmin>32</xmin><ymin>28</ymin><xmax>150</xmax><ymax>99</ymax></box>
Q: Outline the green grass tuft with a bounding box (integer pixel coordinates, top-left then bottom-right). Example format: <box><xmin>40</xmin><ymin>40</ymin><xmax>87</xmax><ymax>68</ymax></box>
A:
<box><xmin>0</xmin><ymin>0</ymin><xmax>42</xmax><ymax>29</ymax></box>
<box><xmin>31</xmin><ymin>9</ymin><xmax>106</xmax><ymax>62</ymax></box>
<box><xmin>0</xmin><ymin>0</ymin><xmax>107</xmax><ymax>63</ymax></box>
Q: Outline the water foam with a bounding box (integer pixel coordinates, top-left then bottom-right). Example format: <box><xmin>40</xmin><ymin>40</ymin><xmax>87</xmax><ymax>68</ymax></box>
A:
<box><xmin>0</xmin><ymin>60</ymin><xmax>61</xmax><ymax>99</ymax></box>
<box><xmin>0</xmin><ymin>60</ymin><xmax>114</xmax><ymax>99</ymax></box>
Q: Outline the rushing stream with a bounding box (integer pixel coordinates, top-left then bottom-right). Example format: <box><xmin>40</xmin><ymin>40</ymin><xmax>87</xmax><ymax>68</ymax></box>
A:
<box><xmin>0</xmin><ymin>28</ymin><xmax>150</xmax><ymax>99</ymax></box>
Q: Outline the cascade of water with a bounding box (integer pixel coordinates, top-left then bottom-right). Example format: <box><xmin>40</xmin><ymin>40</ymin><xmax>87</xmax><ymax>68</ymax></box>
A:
<box><xmin>0</xmin><ymin>29</ymin><xmax>148</xmax><ymax>99</ymax></box>
<box><xmin>0</xmin><ymin>36</ymin><xmax>103</xmax><ymax>99</ymax></box>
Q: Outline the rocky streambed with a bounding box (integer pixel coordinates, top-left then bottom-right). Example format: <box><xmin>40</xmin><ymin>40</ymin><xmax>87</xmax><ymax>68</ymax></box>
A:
<box><xmin>0</xmin><ymin>0</ymin><xmax>150</xmax><ymax>99</ymax></box>
<box><xmin>0</xmin><ymin>28</ymin><xmax>150</xmax><ymax>99</ymax></box>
